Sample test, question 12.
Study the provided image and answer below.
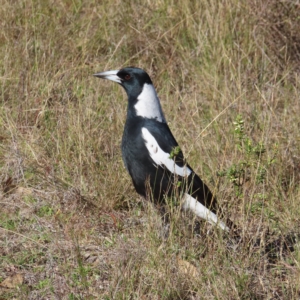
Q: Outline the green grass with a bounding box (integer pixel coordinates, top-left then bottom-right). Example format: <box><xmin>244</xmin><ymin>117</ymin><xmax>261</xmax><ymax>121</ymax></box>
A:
<box><xmin>1</xmin><ymin>0</ymin><xmax>300</xmax><ymax>298</ymax></box>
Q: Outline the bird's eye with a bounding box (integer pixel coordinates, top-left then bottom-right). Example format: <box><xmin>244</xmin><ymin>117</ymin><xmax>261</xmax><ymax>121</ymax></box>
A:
<box><xmin>124</xmin><ymin>74</ymin><xmax>131</xmax><ymax>80</ymax></box>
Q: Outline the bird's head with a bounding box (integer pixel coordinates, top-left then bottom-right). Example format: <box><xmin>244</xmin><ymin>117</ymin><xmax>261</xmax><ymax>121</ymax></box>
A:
<box><xmin>94</xmin><ymin>67</ymin><xmax>166</xmax><ymax>122</ymax></box>
<box><xmin>94</xmin><ymin>67</ymin><xmax>152</xmax><ymax>99</ymax></box>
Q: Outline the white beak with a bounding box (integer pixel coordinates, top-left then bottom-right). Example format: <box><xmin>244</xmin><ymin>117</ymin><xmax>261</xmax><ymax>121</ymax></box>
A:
<box><xmin>93</xmin><ymin>70</ymin><xmax>121</xmax><ymax>84</ymax></box>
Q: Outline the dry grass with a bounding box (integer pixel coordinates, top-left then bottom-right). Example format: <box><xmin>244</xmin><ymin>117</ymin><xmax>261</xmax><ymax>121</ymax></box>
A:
<box><xmin>1</xmin><ymin>0</ymin><xmax>300</xmax><ymax>299</ymax></box>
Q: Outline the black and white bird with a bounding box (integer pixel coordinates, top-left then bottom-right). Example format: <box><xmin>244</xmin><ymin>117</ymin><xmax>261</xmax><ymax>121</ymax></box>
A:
<box><xmin>94</xmin><ymin>67</ymin><xmax>231</xmax><ymax>231</ymax></box>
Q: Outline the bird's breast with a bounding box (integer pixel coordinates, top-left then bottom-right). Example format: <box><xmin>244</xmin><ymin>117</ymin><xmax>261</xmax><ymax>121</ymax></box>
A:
<box><xmin>121</xmin><ymin>124</ymin><xmax>149</xmax><ymax>175</ymax></box>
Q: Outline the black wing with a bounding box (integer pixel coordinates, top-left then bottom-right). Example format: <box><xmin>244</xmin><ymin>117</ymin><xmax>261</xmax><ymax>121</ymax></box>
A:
<box><xmin>143</xmin><ymin>119</ymin><xmax>218</xmax><ymax>213</ymax></box>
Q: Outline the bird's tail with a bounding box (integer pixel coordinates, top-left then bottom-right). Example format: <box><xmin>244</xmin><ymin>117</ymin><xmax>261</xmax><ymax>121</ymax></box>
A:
<box><xmin>181</xmin><ymin>193</ymin><xmax>229</xmax><ymax>231</ymax></box>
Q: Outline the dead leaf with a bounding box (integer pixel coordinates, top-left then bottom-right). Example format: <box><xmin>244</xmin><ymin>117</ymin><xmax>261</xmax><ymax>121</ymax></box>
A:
<box><xmin>16</xmin><ymin>187</ymin><xmax>33</xmax><ymax>196</ymax></box>
<box><xmin>0</xmin><ymin>273</ymin><xmax>23</xmax><ymax>288</ymax></box>
<box><xmin>177</xmin><ymin>257</ymin><xmax>199</xmax><ymax>278</ymax></box>
<box><xmin>2</xmin><ymin>177</ymin><xmax>16</xmax><ymax>194</ymax></box>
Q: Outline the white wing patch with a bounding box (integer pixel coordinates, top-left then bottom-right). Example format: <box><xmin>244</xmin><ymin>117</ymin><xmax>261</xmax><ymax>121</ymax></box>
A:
<box><xmin>142</xmin><ymin>127</ymin><xmax>192</xmax><ymax>177</ymax></box>
<box><xmin>182</xmin><ymin>193</ymin><xmax>229</xmax><ymax>231</ymax></box>
<box><xmin>135</xmin><ymin>84</ymin><xmax>166</xmax><ymax>123</ymax></box>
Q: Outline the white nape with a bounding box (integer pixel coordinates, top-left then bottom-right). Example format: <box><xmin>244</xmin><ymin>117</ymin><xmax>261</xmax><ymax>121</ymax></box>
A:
<box><xmin>135</xmin><ymin>84</ymin><xmax>166</xmax><ymax>122</ymax></box>
<box><xmin>182</xmin><ymin>193</ymin><xmax>229</xmax><ymax>231</ymax></box>
<box><xmin>142</xmin><ymin>127</ymin><xmax>192</xmax><ymax>177</ymax></box>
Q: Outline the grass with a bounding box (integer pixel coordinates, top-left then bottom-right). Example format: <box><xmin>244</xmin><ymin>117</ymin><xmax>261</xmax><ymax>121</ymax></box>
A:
<box><xmin>1</xmin><ymin>0</ymin><xmax>300</xmax><ymax>298</ymax></box>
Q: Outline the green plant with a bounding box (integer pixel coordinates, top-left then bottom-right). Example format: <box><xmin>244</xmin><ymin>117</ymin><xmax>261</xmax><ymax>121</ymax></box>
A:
<box><xmin>218</xmin><ymin>115</ymin><xmax>278</xmax><ymax>197</ymax></box>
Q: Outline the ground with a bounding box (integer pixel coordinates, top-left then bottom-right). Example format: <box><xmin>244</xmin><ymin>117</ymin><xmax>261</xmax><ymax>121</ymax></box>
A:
<box><xmin>0</xmin><ymin>0</ymin><xmax>300</xmax><ymax>299</ymax></box>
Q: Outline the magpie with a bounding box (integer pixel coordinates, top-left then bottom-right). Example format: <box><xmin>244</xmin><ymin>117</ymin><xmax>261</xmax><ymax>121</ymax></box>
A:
<box><xmin>94</xmin><ymin>67</ymin><xmax>231</xmax><ymax>231</ymax></box>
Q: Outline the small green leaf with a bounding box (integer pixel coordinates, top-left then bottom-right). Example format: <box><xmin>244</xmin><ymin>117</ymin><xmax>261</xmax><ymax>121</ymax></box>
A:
<box><xmin>169</xmin><ymin>146</ymin><xmax>181</xmax><ymax>159</ymax></box>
